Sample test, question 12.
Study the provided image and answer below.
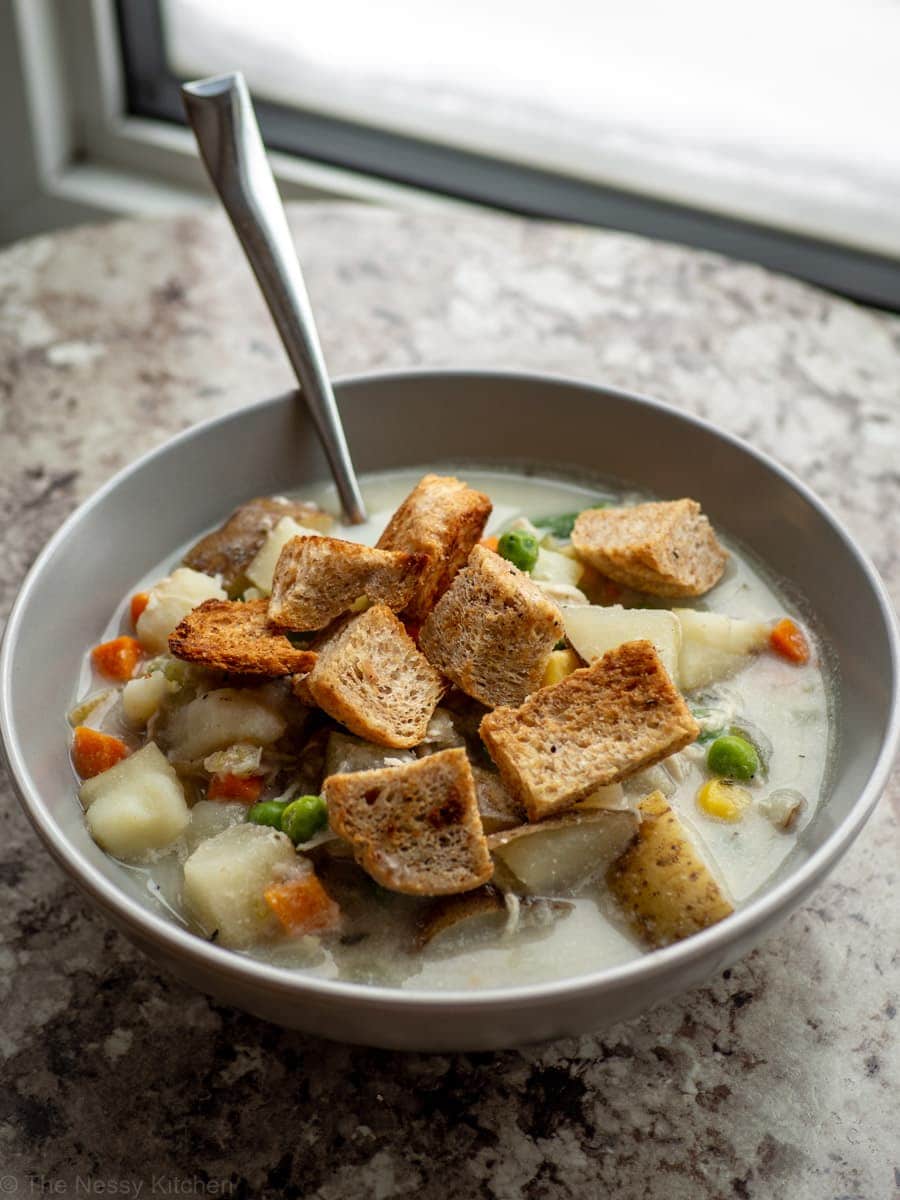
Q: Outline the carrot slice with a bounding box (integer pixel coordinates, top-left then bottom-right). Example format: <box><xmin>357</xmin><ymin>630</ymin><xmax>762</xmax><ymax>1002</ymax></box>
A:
<box><xmin>479</xmin><ymin>535</ymin><xmax>500</xmax><ymax>552</ymax></box>
<box><xmin>130</xmin><ymin>592</ymin><xmax>150</xmax><ymax>627</ymax></box>
<box><xmin>207</xmin><ymin>773</ymin><xmax>264</xmax><ymax>804</ymax></box>
<box><xmin>72</xmin><ymin>726</ymin><xmax>129</xmax><ymax>779</ymax></box>
<box><xmin>91</xmin><ymin>636</ymin><xmax>143</xmax><ymax>681</ymax></box>
<box><xmin>770</xmin><ymin>618</ymin><xmax>810</xmax><ymax>665</ymax></box>
<box><xmin>264</xmin><ymin>875</ymin><xmax>341</xmax><ymax>936</ymax></box>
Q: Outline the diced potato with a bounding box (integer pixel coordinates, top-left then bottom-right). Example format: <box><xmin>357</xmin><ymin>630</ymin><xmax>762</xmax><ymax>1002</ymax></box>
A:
<box><xmin>488</xmin><ymin>810</ymin><xmax>638</xmax><ymax>895</ymax></box>
<box><xmin>607</xmin><ymin>790</ymin><xmax>733</xmax><ymax>946</ymax></box>
<box><xmin>414</xmin><ymin>888</ymin><xmax>573</xmax><ymax>950</ymax></box>
<box><xmin>184</xmin><ymin>799</ymin><xmax>249</xmax><ymax>853</ymax></box>
<box><xmin>572</xmin><ymin>783</ymin><xmax>629</xmax><ymax>812</ymax></box>
<box><xmin>122</xmin><ymin>672</ymin><xmax>173</xmax><ymax>725</ymax></box>
<box><xmin>136</xmin><ymin>567</ymin><xmax>226</xmax><ymax>653</ymax></box>
<box><xmin>532</xmin><ymin>547</ymin><xmax>584</xmax><ymax>588</ymax></box>
<box><xmin>80</xmin><ymin>742</ymin><xmax>189</xmax><ymax>860</ymax></box>
<box><xmin>675</xmin><ymin>609</ymin><xmax>770</xmax><ymax>691</ymax></box>
<box><xmin>562</xmin><ymin>604</ymin><xmax>682</xmax><ymax>683</ymax></box>
<box><xmin>245</xmin><ymin>517</ymin><xmax>321</xmax><ymax>595</ymax></box>
<box><xmin>183</xmin><ymin>823</ymin><xmax>299</xmax><ymax>947</ymax></box>
<box><xmin>165</xmin><ymin>688</ymin><xmax>287</xmax><ymax>762</ymax></box>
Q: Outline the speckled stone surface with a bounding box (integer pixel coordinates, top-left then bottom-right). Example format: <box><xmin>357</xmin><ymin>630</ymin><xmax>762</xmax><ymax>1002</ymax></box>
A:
<box><xmin>1</xmin><ymin>206</ymin><xmax>898</xmax><ymax>1199</ymax></box>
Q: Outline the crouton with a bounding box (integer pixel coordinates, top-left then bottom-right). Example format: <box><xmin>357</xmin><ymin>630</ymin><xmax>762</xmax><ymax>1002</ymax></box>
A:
<box><xmin>479</xmin><ymin>640</ymin><xmax>699</xmax><ymax>821</ymax></box>
<box><xmin>324</xmin><ymin>748</ymin><xmax>493</xmax><ymax>895</ymax></box>
<box><xmin>306</xmin><ymin>604</ymin><xmax>444</xmax><ymax>748</ymax></box>
<box><xmin>419</xmin><ymin>544</ymin><xmax>564</xmax><ymax>707</ymax></box>
<box><xmin>571</xmin><ymin>499</ymin><xmax>727</xmax><ymax>598</ymax></box>
<box><xmin>607</xmin><ymin>790</ymin><xmax>733</xmax><ymax>946</ymax></box>
<box><xmin>268</xmin><ymin>535</ymin><xmax>426</xmax><ymax>631</ymax></box>
<box><xmin>376</xmin><ymin>474</ymin><xmax>492</xmax><ymax>620</ymax></box>
<box><xmin>183</xmin><ymin>496</ymin><xmax>332</xmax><ymax>593</ymax></box>
<box><xmin>168</xmin><ymin>599</ymin><xmax>317</xmax><ymax>676</ymax></box>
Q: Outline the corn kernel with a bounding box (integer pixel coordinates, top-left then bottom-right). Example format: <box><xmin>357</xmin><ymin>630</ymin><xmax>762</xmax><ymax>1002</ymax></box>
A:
<box><xmin>696</xmin><ymin>778</ymin><xmax>751</xmax><ymax>822</ymax></box>
<box><xmin>349</xmin><ymin>595</ymin><xmax>371</xmax><ymax>614</ymax></box>
<box><xmin>542</xmin><ymin>649</ymin><xmax>581</xmax><ymax>688</ymax></box>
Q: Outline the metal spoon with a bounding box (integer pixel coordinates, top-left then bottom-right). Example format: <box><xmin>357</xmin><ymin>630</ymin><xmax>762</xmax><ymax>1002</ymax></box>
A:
<box><xmin>181</xmin><ymin>71</ymin><xmax>367</xmax><ymax>524</ymax></box>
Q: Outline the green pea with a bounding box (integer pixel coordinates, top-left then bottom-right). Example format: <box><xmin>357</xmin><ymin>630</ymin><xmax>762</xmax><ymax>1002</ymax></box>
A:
<box><xmin>246</xmin><ymin>800</ymin><xmax>289</xmax><ymax>829</ymax></box>
<box><xmin>281</xmin><ymin>794</ymin><xmax>328</xmax><ymax>844</ymax></box>
<box><xmin>707</xmin><ymin>735</ymin><xmax>760</xmax><ymax>781</ymax></box>
<box><xmin>497</xmin><ymin>530</ymin><xmax>540</xmax><ymax>573</ymax></box>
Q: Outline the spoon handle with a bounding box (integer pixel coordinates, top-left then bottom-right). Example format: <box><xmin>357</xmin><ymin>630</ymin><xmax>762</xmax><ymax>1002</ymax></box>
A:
<box><xmin>181</xmin><ymin>72</ymin><xmax>367</xmax><ymax>524</ymax></box>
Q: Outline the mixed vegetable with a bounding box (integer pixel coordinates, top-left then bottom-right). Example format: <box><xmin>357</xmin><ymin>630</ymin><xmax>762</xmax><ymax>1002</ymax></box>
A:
<box><xmin>68</xmin><ymin>473</ymin><xmax>822</xmax><ymax>983</ymax></box>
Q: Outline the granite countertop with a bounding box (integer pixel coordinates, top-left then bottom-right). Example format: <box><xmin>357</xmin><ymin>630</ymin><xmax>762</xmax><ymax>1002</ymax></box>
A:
<box><xmin>1</xmin><ymin>205</ymin><xmax>898</xmax><ymax>1199</ymax></box>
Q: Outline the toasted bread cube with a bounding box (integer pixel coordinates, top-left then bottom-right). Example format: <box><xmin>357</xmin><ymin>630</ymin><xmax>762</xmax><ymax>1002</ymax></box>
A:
<box><xmin>183</xmin><ymin>496</ymin><xmax>333</xmax><ymax>594</ymax></box>
<box><xmin>268</xmin><ymin>535</ymin><xmax>426</xmax><ymax>631</ymax></box>
<box><xmin>324</xmin><ymin>748</ymin><xmax>492</xmax><ymax>895</ymax></box>
<box><xmin>572</xmin><ymin>499</ymin><xmax>727</xmax><ymax>598</ymax></box>
<box><xmin>607</xmin><ymin>790</ymin><xmax>733</xmax><ymax>946</ymax></box>
<box><xmin>419</xmin><ymin>544</ymin><xmax>564</xmax><ymax>708</ymax></box>
<box><xmin>376</xmin><ymin>474</ymin><xmax>492</xmax><ymax>620</ymax></box>
<box><xmin>306</xmin><ymin>604</ymin><xmax>444</xmax><ymax>748</ymax></box>
<box><xmin>168</xmin><ymin>598</ymin><xmax>316</xmax><ymax>676</ymax></box>
<box><xmin>479</xmin><ymin>640</ymin><xmax>699</xmax><ymax>821</ymax></box>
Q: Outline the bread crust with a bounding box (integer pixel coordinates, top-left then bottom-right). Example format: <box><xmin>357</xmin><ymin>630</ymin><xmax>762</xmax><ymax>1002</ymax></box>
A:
<box><xmin>479</xmin><ymin>639</ymin><xmax>699</xmax><ymax>821</ymax></box>
<box><xmin>419</xmin><ymin>544</ymin><xmax>564</xmax><ymax>708</ymax></box>
<box><xmin>376</xmin><ymin>474</ymin><xmax>492</xmax><ymax>620</ymax></box>
<box><xmin>268</xmin><ymin>535</ymin><xmax>427</xmax><ymax>631</ymax></box>
<box><xmin>306</xmin><ymin>604</ymin><xmax>444</xmax><ymax>748</ymax></box>
<box><xmin>324</xmin><ymin>747</ymin><xmax>493</xmax><ymax>895</ymax></box>
<box><xmin>168</xmin><ymin>599</ymin><xmax>316</xmax><ymax>676</ymax></box>
<box><xmin>572</xmin><ymin>499</ymin><xmax>727</xmax><ymax>598</ymax></box>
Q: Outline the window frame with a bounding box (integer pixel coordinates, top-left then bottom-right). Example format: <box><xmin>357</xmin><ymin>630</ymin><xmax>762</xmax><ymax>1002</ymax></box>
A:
<box><xmin>6</xmin><ymin>0</ymin><xmax>900</xmax><ymax>311</ymax></box>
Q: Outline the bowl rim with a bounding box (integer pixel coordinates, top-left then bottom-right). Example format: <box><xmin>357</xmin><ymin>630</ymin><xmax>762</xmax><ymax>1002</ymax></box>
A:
<box><xmin>3</xmin><ymin>366</ymin><xmax>898</xmax><ymax>1010</ymax></box>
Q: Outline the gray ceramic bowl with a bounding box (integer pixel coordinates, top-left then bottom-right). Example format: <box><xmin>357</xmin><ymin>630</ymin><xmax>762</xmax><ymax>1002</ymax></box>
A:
<box><xmin>2</xmin><ymin>370</ymin><xmax>898</xmax><ymax>1051</ymax></box>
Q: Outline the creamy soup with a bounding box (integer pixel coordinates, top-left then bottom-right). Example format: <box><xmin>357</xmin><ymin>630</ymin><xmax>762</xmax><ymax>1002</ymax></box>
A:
<box><xmin>68</xmin><ymin>468</ymin><xmax>831</xmax><ymax>991</ymax></box>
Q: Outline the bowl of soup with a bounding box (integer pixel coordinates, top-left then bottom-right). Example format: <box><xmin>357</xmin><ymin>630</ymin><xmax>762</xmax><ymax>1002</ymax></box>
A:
<box><xmin>2</xmin><ymin>370</ymin><xmax>897</xmax><ymax>1050</ymax></box>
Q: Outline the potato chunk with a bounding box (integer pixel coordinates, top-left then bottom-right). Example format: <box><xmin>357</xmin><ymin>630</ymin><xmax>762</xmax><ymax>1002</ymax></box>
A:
<box><xmin>80</xmin><ymin>742</ymin><xmax>188</xmax><ymax>860</ymax></box>
<box><xmin>183</xmin><ymin>823</ymin><xmax>300</xmax><ymax>947</ymax></box>
<box><xmin>562</xmin><ymin>604</ymin><xmax>682</xmax><ymax>683</ymax></box>
<box><xmin>674</xmin><ymin>609</ymin><xmax>769</xmax><ymax>691</ymax></box>
<box><xmin>136</xmin><ymin>568</ymin><xmax>226</xmax><ymax>653</ymax></box>
<box><xmin>245</xmin><ymin>517</ymin><xmax>319</xmax><ymax>595</ymax></box>
<box><xmin>122</xmin><ymin>672</ymin><xmax>172</xmax><ymax>725</ymax></box>
<box><xmin>607</xmin><ymin>790</ymin><xmax>733</xmax><ymax>946</ymax></box>
<box><xmin>488</xmin><ymin>809</ymin><xmax>637</xmax><ymax>894</ymax></box>
<box><xmin>164</xmin><ymin>688</ymin><xmax>286</xmax><ymax>761</ymax></box>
